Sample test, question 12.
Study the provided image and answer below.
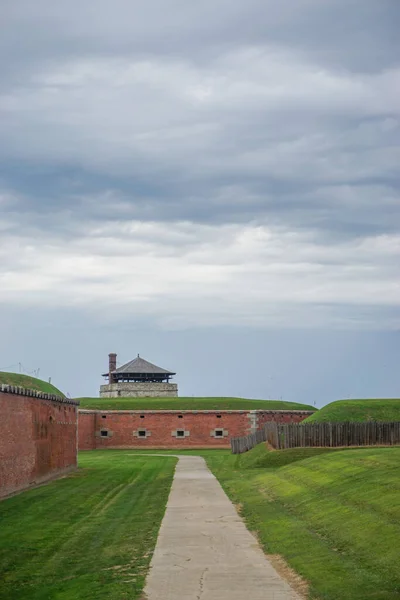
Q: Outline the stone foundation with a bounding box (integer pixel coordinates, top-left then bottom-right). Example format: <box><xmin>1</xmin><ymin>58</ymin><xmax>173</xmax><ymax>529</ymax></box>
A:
<box><xmin>99</xmin><ymin>382</ymin><xmax>178</xmax><ymax>398</ymax></box>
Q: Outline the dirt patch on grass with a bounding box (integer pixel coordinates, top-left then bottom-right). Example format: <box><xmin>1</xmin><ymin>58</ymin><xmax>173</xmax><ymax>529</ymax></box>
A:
<box><xmin>267</xmin><ymin>554</ymin><xmax>309</xmax><ymax>599</ymax></box>
<box><xmin>248</xmin><ymin>525</ymin><xmax>308</xmax><ymax>599</ymax></box>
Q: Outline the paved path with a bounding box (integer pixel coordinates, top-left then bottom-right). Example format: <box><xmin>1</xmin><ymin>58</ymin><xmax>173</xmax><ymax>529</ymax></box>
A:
<box><xmin>143</xmin><ymin>455</ymin><xmax>301</xmax><ymax>600</ymax></box>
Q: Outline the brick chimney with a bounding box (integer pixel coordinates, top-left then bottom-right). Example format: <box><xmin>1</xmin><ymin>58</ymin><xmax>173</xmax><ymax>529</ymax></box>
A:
<box><xmin>108</xmin><ymin>353</ymin><xmax>117</xmax><ymax>384</ymax></box>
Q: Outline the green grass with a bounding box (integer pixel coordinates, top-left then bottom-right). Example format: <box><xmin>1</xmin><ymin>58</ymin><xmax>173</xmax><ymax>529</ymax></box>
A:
<box><xmin>0</xmin><ymin>451</ymin><xmax>176</xmax><ymax>600</ymax></box>
<box><xmin>0</xmin><ymin>371</ymin><xmax>65</xmax><ymax>397</ymax></box>
<box><xmin>202</xmin><ymin>445</ymin><xmax>400</xmax><ymax>600</ymax></box>
<box><xmin>77</xmin><ymin>396</ymin><xmax>315</xmax><ymax>411</ymax></box>
<box><xmin>304</xmin><ymin>398</ymin><xmax>400</xmax><ymax>423</ymax></box>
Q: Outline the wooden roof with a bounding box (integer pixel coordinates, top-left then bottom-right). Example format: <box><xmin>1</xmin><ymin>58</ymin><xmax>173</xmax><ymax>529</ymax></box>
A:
<box><xmin>104</xmin><ymin>355</ymin><xmax>175</xmax><ymax>376</ymax></box>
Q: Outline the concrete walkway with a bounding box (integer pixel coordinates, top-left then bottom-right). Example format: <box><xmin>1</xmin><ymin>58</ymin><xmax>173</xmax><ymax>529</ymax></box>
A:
<box><xmin>143</xmin><ymin>455</ymin><xmax>301</xmax><ymax>600</ymax></box>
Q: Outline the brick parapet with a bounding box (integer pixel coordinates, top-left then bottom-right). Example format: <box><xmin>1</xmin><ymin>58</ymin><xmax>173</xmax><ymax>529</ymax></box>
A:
<box><xmin>79</xmin><ymin>409</ymin><xmax>314</xmax><ymax>414</ymax></box>
<box><xmin>0</xmin><ymin>384</ymin><xmax>79</xmax><ymax>406</ymax></box>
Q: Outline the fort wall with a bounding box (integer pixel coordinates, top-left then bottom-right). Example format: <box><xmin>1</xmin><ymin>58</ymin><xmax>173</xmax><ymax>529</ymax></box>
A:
<box><xmin>78</xmin><ymin>409</ymin><xmax>313</xmax><ymax>450</ymax></box>
<box><xmin>0</xmin><ymin>386</ymin><xmax>78</xmax><ymax>499</ymax></box>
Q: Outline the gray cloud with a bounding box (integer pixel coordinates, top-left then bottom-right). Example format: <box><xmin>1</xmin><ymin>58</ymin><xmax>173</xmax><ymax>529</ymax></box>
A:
<box><xmin>0</xmin><ymin>0</ymin><xmax>399</xmax><ymax>331</ymax></box>
<box><xmin>2</xmin><ymin>1</ymin><xmax>399</xmax><ymax>74</ymax></box>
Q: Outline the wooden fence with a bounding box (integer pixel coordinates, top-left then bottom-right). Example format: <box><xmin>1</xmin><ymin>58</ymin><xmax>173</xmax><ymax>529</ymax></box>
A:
<box><xmin>230</xmin><ymin>429</ymin><xmax>267</xmax><ymax>454</ymax></box>
<box><xmin>231</xmin><ymin>421</ymin><xmax>400</xmax><ymax>454</ymax></box>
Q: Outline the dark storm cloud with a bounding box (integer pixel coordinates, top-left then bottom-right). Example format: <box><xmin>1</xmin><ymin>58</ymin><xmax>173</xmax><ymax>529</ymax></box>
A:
<box><xmin>1</xmin><ymin>0</ymin><xmax>399</xmax><ymax>75</ymax></box>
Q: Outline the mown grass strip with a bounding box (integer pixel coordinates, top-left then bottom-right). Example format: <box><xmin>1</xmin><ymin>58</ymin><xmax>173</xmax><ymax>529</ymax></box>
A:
<box><xmin>0</xmin><ymin>450</ymin><xmax>176</xmax><ymax>600</ymax></box>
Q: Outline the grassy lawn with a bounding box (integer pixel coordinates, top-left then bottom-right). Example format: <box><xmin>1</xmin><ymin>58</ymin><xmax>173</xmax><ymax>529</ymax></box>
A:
<box><xmin>304</xmin><ymin>398</ymin><xmax>400</xmax><ymax>423</ymax></box>
<box><xmin>0</xmin><ymin>372</ymin><xmax>65</xmax><ymax>397</ymax></box>
<box><xmin>77</xmin><ymin>396</ymin><xmax>315</xmax><ymax>411</ymax></box>
<box><xmin>131</xmin><ymin>446</ymin><xmax>400</xmax><ymax>599</ymax></box>
<box><xmin>0</xmin><ymin>451</ymin><xmax>176</xmax><ymax>600</ymax></box>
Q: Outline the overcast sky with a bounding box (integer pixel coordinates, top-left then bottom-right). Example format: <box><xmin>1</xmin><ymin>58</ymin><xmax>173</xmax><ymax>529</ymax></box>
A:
<box><xmin>0</xmin><ymin>1</ymin><xmax>399</xmax><ymax>404</ymax></box>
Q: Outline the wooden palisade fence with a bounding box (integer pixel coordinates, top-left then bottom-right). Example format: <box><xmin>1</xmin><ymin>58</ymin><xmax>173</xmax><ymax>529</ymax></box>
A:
<box><xmin>231</xmin><ymin>421</ymin><xmax>400</xmax><ymax>454</ymax></box>
<box><xmin>230</xmin><ymin>429</ymin><xmax>268</xmax><ymax>454</ymax></box>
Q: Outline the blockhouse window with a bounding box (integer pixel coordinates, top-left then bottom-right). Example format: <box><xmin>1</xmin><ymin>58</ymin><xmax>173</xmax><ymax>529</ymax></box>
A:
<box><xmin>140</xmin><ymin>415</ymin><xmax>145</xmax><ymax>419</ymax></box>
<box><xmin>215</xmin><ymin>429</ymin><xmax>224</xmax><ymax>437</ymax></box>
<box><xmin>216</xmin><ymin>415</ymin><xmax>222</xmax><ymax>418</ymax></box>
<box><xmin>178</xmin><ymin>415</ymin><xmax>183</xmax><ymax>418</ymax></box>
<box><xmin>138</xmin><ymin>430</ymin><xmax>146</xmax><ymax>437</ymax></box>
<box><xmin>102</xmin><ymin>415</ymin><xmax>107</xmax><ymax>419</ymax></box>
<box><xmin>100</xmin><ymin>430</ymin><xmax>109</xmax><ymax>437</ymax></box>
<box><xmin>176</xmin><ymin>429</ymin><xmax>185</xmax><ymax>437</ymax></box>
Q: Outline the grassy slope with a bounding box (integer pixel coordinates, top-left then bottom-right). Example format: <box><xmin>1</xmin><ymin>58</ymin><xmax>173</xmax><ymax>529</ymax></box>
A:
<box><xmin>203</xmin><ymin>445</ymin><xmax>400</xmax><ymax>600</ymax></box>
<box><xmin>77</xmin><ymin>396</ymin><xmax>315</xmax><ymax>411</ymax></box>
<box><xmin>0</xmin><ymin>451</ymin><xmax>176</xmax><ymax>600</ymax></box>
<box><xmin>0</xmin><ymin>371</ymin><xmax>64</xmax><ymax>397</ymax></box>
<box><xmin>304</xmin><ymin>398</ymin><xmax>400</xmax><ymax>423</ymax></box>
<box><xmin>236</xmin><ymin>442</ymin><xmax>353</xmax><ymax>469</ymax></box>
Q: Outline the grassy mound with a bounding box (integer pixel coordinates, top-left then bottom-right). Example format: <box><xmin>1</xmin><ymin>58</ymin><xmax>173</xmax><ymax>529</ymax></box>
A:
<box><xmin>304</xmin><ymin>398</ymin><xmax>400</xmax><ymax>423</ymax></box>
<box><xmin>204</xmin><ymin>445</ymin><xmax>400</xmax><ymax>600</ymax></box>
<box><xmin>77</xmin><ymin>396</ymin><xmax>315</xmax><ymax>411</ymax></box>
<box><xmin>236</xmin><ymin>442</ymin><xmax>346</xmax><ymax>469</ymax></box>
<box><xmin>0</xmin><ymin>371</ymin><xmax>64</xmax><ymax>397</ymax></box>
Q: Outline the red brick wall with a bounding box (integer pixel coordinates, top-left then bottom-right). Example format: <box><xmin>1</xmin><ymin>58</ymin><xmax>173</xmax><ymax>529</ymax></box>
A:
<box><xmin>257</xmin><ymin>411</ymin><xmax>309</xmax><ymax>426</ymax></box>
<box><xmin>78</xmin><ymin>412</ymin><xmax>96</xmax><ymax>450</ymax></box>
<box><xmin>0</xmin><ymin>389</ymin><xmax>78</xmax><ymax>499</ymax></box>
<box><xmin>78</xmin><ymin>409</ymin><xmax>313</xmax><ymax>450</ymax></box>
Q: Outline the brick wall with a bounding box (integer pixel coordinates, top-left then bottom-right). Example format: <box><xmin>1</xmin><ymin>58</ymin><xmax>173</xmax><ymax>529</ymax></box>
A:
<box><xmin>257</xmin><ymin>410</ymin><xmax>310</xmax><ymax>427</ymax></box>
<box><xmin>78</xmin><ymin>411</ymin><xmax>96</xmax><ymax>450</ymax></box>
<box><xmin>0</xmin><ymin>386</ymin><xmax>79</xmax><ymax>499</ymax></box>
<box><xmin>78</xmin><ymin>409</ymin><xmax>313</xmax><ymax>450</ymax></box>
